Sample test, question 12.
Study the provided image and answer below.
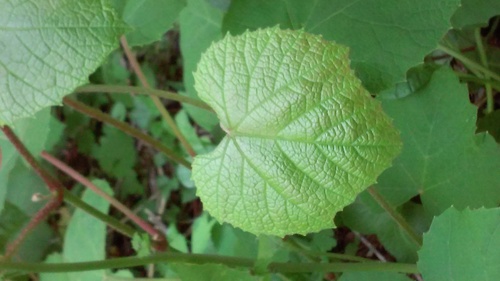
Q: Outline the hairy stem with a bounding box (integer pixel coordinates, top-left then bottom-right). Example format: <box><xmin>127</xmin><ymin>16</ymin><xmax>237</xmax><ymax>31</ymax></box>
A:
<box><xmin>63</xmin><ymin>97</ymin><xmax>190</xmax><ymax>168</ymax></box>
<box><xmin>120</xmin><ymin>36</ymin><xmax>197</xmax><ymax>157</ymax></box>
<box><xmin>0</xmin><ymin>126</ymin><xmax>63</xmax><ymax>258</ymax></box>
<box><xmin>0</xmin><ymin>253</ymin><xmax>419</xmax><ymax>274</ymax></box>
<box><xmin>367</xmin><ymin>187</ymin><xmax>422</xmax><ymax>247</ymax></box>
<box><xmin>75</xmin><ymin>84</ymin><xmax>213</xmax><ymax>112</ymax></box>
<box><xmin>63</xmin><ymin>190</ymin><xmax>136</xmax><ymax>238</ymax></box>
<box><xmin>41</xmin><ymin>152</ymin><xmax>166</xmax><ymax>250</ymax></box>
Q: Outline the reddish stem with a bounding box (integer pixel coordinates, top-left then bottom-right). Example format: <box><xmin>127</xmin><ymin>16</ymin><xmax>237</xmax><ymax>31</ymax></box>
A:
<box><xmin>1</xmin><ymin>125</ymin><xmax>64</xmax><ymax>259</ymax></box>
<box><xmin>41</xmin><ymin>152</ymin><xmax>167</xmax><ymax>251</ymax></box>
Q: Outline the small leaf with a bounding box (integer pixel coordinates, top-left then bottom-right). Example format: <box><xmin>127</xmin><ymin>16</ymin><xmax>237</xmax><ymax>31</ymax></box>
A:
<box><xmin>132</xmin><ymin>233</ymin><xmax>152</xmax><ymax>257</ymax></box>
<box><xmin>192</xmin><ymin>27</ymin><xmax>401</xmax><ymax>236</ymax></box>
<box><xmin>418</xmin><ymin>207</ymin><xmax>500</xmax><ymax>281</ymax></box>
<box><xmin>0</xmin><ymin>0</ymin><xmax>127</xmax><ymax>125</ymax></box>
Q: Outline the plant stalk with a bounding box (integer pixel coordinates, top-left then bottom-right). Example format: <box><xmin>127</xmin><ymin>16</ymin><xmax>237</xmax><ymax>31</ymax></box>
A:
<box><xmin>0</xmin><ymin>126</ymin><xmax>64</xmax><ymax>258</ymax></box>
<box><xmin>367</xmin><ymin>187</ymin><xmax>422</xmax><ymax>247</ymax></box>
<box><xmin>75</xmin><ymin>84</ymin><xmax>213</xmax><ymax>112</ymax></box>
<box><xmin>63</xmin><ymin>97</ymin><xmax>190</xmax><ymax>168</ymax></box>
<box><xmin>120</xmin><ymin>36</ymin><xmax>197</xmax><ymax>157</ymax></box>
<box><xmin>0</xmin><ymin>253</ymin><xmax>419</xmax><ymax>274</ymax></box>
<box><xmin>474</xmin><ymin>28</ymin><xmax>494</xmax><ymax>114</ymax></box>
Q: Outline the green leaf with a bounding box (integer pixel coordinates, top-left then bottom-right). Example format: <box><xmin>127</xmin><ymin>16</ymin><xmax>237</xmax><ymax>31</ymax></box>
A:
<box><xmin>192</xmin><ymin>27</ymin><xmax>401</xmax><ymax>236</ymax></box>
<box><xmin>93</xmin><ymin>126</ymin><xmax>137</xmax><ymax>178</ymax></box>
<box><xmin>254</xmin><ymin>235</ymin><xmax>290</xmax><ymax>274</ymax></box>
<box><xmin>123</xmin><ymin>0</ymin><xmax>186</xmax><ymax>46</ymax></box>
<box><xmin>0</xmin><ymin>108</ymin><xmax>63</xmax><ymax>212</ymax></box>
<box><xmin>179</xmin><ymin>0</ymin><xmax>222</xmax><ymax>131</ymax></box>
<box><xmin>477</xmin><ymin>110</ymin><xmax>500</xmax><ymax>143</ymax></box>
<box><xmin>132</xmin><ymin>233</ymin><xmax>152</xmax><ymax>257</ymax></box>
<box><xmin>418</xmin><ymin>207</ymin><xmax>500</xmax><ymax>281</ymax></box>
<box><xmin>223</xmin><ymin>0</ymin><xmax>460</xmax><ymax>93</ymax></box>
<box><xmin>63</xmin><ymin>180</ymin><xmax>113</xmax><ymax>281</ymax></box>
<box><xmin>378</xmin><ymin>64</ymin><xmax>439</xmax><ymax>100</ymax></box>
<box><xmin>40</xmin><ymin>254</ymin><xmax>70</xmax><ymax>281</ymax></box>
<box><xmin>377</xmin><ymin>68</ymin><xmax>500</xmax><ymax>215</ymax></box>
<box><xmin>452</xmin><ymin>0</ymin><xmax>500</xmax><ymax>28</ymax></box>
<box><xmin>339</xmin><ymin>272</ymin><xmax>413</xmax><ymax>281</ymax></box>
<box><xmin>192</xmin><ymin>212</ymin><xmax>217</xmax><ymax>253</ymax></box>
<box><xmin>342</xmin><ymin>193</ymin><xmax>431</xmax><ymax>262</ymax></box>
<box><xmin>0</xmin><ymin>0</ymin><xmax>127</xmax><ymax>125</ymax></box>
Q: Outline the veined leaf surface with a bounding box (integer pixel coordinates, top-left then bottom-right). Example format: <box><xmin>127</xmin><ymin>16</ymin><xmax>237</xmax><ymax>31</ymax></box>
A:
<box><xmin>0</xmin><ymin>0</ymin><xmax>126</xmax><ymax>125</ymax></box>
<box><xmin>192</xmin><ymin>27</ymin><xmax>401</xmax><ymax>236</ymax></box>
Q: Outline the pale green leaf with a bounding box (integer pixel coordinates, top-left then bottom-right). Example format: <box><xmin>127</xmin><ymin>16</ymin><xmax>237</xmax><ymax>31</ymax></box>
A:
<box><xmin>192</xmin><ymin>27</ymin><xmax>401</xmax><ymax>236</ymax></box>
<box><xmin>179</xmin><ymin>0</ymin><xmax>222</xmax><ymax>131</ymax></box>
<box><xmin>64</xmin><ymin>180</ymin><xmax>113</xmax><ymax>281</ymax></box>
<box><xmin>0</xmin><ymin>0</ymin><xmax>126</xmax><ymax>125</ymax></box>
<box><xmin>192</xmin><ymin>212</ymin><xmax>216</xmax><ymax>253</ymax></box>
<box><xmin>452</xmin><ymin>0</ymin><xmax>500</xmax><ymax>28</ymax></box>
<box><xmin>123</xmin><ymin>0</ymin><xmax>186</xmax><ymax>46</ymax></box>
<box><xmin>223</xmin><ymin>0</ymin><xmax>460</xmax><ymax>93</ymax></box>
<box><xmin>418</xmin><ymin>207</ymin><xmax>500</xmax><ymax>281</ymax></box>
<box><xmin>377</xmin><ymin>68</ymin><xmax>500</xmax><ymax>215</ymax></box>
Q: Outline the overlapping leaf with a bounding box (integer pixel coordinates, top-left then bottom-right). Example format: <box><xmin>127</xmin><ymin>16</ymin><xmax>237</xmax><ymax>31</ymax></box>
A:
<box><xmin>0</xmin><ymin>0</ymin><xmax>126</xmax><ymax>125</ymax></box>
<box><xmin>418</xmin><ymin>207</ymin><xmax>500</xmax><ymax>281</ymax></box>
<box><xmin>223</xmin><ymin>0</ymin><xmax>460</xmax><ymax>93</ymax></box>
<box><xmin>192</xmin><ymin>27</ymin><xmax>401</xmax><ymax>236</ymax></box>
<box><xmin>377</xmin><ymin>68</ymin><xmax>500</xmax><ymax>215</ymax></box>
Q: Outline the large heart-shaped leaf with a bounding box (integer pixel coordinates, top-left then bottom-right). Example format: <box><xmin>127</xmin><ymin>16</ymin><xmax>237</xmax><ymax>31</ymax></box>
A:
<box><xmin>192</xmin><ymin>27</ymin><xmax>401</xmax><ymax>236</ymax></box>
<box><xmin>0</xmin><ymin>0</ymin><xmax>126</xmax><ymax>125</ymax></box>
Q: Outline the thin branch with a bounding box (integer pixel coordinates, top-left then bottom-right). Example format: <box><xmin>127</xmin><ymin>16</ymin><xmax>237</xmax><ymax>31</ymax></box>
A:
<box><xmin>0</xmin><ymin>252</ymin><xmax>419</xmax><ymax>274</ymax></box>
<box><xmin>120</xmin><ymin>36</ymin><xmax>197</xmax><ymax>157</ymax></box>
<box><xmin>367</xmin><ymin>187</ymin><xmax>422</xmax><ymax>247</ymax></box>
<box><xmin>41</xmin><ymin>152</ymin><xmax>167</xmax><ymax>251</ymax></box>
<box><xmin>75</xmin><ymin>84</ymin><xmax>213</xmax><ymax>112</ymax></box>
<box><xmin>63</xmin><ymin>97</ymin><xmax>190</xmax><ymax>168</ymax></box>
<box><xmin>63</xmin><ymin>190</ymin><xmax>136</xmax><ymax>238</ymax></box>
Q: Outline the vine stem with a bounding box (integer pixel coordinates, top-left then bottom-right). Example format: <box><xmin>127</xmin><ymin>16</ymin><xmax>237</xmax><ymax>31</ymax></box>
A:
<box><xmin>437</xmin><ymin>43</ymin><xmax>500</xmax><ymax>82</ymax></box>
<box><xmin>0</xmin><ymin>126</ymin><xmax>63</xmax><ymax>258</ymax></box>
<box><xmin>120</xmin><ymin>36</ymin><xmax>196</xmax><ymax>157</ymax></box>
<box><xmin>63</xmin><ymin>190</ymin><xmax>136</xmax><ymax>238</ymax></box>
<box><xmin>41</xmin><ymin>152</ymin><xmax>167</xmax><ymax>251</ymax></box>
<box><xmin>474</xmin><ymin>28</ymin><xmax>494</xmax><ymax>114</ymax></box>
<box><xmin>63</xmin><ymin>97</ymin><xmax>190</xmax><ymax>168</ymax></box>
<box><xmin>367</xmin><ymin>187</ymin><xmax>422</xmax><ymax>247</ymax></box>
<box><xmin>0</xmin><ymin>253</ymin><xmax>419</xmax><ymax>274</ymax></box>
<box><xmin>75</xmin><ymin>84</ymin><xmax>213</xmax><ymax>112</ymax></box>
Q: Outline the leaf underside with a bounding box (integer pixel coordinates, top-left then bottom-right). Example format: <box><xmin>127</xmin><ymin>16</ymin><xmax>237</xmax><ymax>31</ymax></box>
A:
<box><xmin>0</xmin><ymin>0</ymin><xmax>126</xmax><ymax>125</ymax></box>
<box><xmin>192</xmin><ymin>27</ymin><xmax>401</xmax><ymax>236</ymax></box>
